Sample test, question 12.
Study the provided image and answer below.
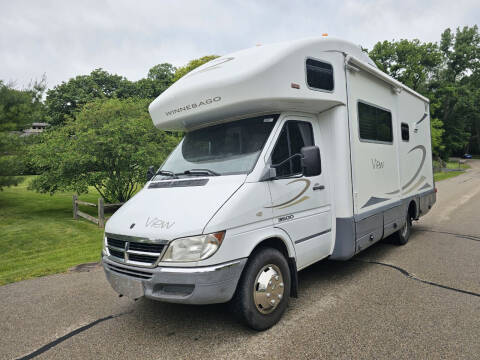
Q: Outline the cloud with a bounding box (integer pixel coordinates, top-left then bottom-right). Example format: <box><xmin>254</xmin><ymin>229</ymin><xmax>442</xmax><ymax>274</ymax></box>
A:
<box><xmin>1</xmin><ymin>0</ymin><xmax>478</xmax><ymax>89</ymax></box>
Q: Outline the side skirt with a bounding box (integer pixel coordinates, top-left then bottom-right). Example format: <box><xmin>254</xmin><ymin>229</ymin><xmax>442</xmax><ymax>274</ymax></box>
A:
<box><xmin>330</xmin><ymin>189</ymin><xmax>436</xmax><ymax>260</ymax></box>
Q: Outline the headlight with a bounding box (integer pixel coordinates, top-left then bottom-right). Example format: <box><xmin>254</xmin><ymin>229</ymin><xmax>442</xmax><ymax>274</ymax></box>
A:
<box><xmin>162</xmin><ymin>231</ymin><xmax>225</xmax><ymax>262</ymax></box>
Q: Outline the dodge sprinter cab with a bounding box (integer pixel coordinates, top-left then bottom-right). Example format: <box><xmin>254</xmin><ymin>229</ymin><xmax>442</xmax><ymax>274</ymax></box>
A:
<box><xmin>102</xmin><ymin>38</ymin><xmax>436</xmax><ymax>330</ymax></box>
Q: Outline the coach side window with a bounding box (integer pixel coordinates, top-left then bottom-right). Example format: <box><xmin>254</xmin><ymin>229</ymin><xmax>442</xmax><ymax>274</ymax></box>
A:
<box><xmin>271</xmin><ymin>121</ymin><xmax>315</xmax><ymax>177</ymax></box>
<box><xmin>306</xmin><ymin>58</ymin><xmax>334</xmax><ymax>91</ymax></box>
<box><xmin>358</xmin><ymin>101</ymin><xmax>393</xmax><ymax>144</ymax></box>
<box><xmin>401</xmin><ymin>123</ymin><xmax>409</xmax><ymax>141</ymax></box>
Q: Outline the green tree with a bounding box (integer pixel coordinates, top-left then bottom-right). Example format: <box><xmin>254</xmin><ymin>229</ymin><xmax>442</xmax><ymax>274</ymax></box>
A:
<box><xmin>369</xmin><ymin>39</ymin><xmax>442</xmax><ymax>92</ymax></box>
<box><xmin>466</xmin><ymin>75</ymin><xmax>480</xmax><ymax>154</ymax></box>
<box><xmin>173</xmin><ymin>55</ymin><xmax>219</xmax><ymax>82</ymax></box>
<box><xmin>369</xmin><ymin>38</ymin><xmax>448</xmax><ymax>156</ymax></box>
<box><xmin>148</xmin><ymin>63</ymin><xmax>176</xmax><ymax>85</ymax></box>
<box><xmin>434</xmin><ymin>25</ymin><xmax>480</xmax><ymax>156</ymax></box>
<box><xmin>430</xmin><ymin>117</ymin><xmax>445</xmax><ymax>157</ymax></box>
<box><xmin>45</xmin><ymin>65</ymin><xmax>178</xmax><ymax>126</ymax></box>
<box><xmin>133</xmin><ymin>63</ymin><xmax>177</xmax><ymax>99</ymax></box>
<box><xmin>28</xmin><ymin>98</ymin><xmax>180</xmax><ymax>202</ymax></box>
<box><xmin>45</xmin><ymin>69</ymin><xmax>136</xmax><ymax>126</ymax></box>
<box><xmin>0</xmin><ymin>132</ymin><xmax>23</xmax><ymax>189</ymax></box>
<box><xmin>0</xmin><ymin>77</ymin><xmax>47</xmax><ymax>131</ymax></box>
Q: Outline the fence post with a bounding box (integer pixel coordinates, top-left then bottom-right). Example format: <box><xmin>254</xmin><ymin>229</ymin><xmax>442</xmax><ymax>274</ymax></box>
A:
<box><xmin>73</xmin><ymin>194</ymin><xmax>78</xmax><ymax>220</ymax></box>
<box><xmin>98</xmin><ymin>198</ymin><xmax>105</xmax><ymax>228</ymax></box>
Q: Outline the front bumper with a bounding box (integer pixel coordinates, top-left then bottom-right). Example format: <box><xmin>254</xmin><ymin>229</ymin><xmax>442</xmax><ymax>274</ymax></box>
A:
<box><xmin>102</xmin><ymin>256</ymin><xmax>247</xmax><ymax>304</ymax></box>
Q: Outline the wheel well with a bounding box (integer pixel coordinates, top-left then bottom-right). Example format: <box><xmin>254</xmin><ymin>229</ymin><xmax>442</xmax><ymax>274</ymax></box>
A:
<box><xmin>250</xmin><ymin>237</ymin><xmax>298</xmax><ymax>298</ymax></box>
<box><xmin>408</xmin><ymin>200</ymin><xmax>417</xmax><ymax>219</ymax></box>
<box><xmin>252</xmin><ymin>237</ymin><xmax>290</xmax><ymax>258</ymax></box>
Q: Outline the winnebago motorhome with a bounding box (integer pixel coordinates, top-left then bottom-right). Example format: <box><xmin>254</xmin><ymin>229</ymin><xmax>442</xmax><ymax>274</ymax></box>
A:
<box><xmin>102</xmin><ymin>38</ymin><xmax>436</xmax><ymax>330</ymax></box>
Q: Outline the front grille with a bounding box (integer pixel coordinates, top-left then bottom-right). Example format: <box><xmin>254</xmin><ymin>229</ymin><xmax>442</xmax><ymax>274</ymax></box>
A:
<box><xmin>129</xmin><ymin>242</ymin><xmax>164</xmax><ymax>253</ymax></box>
<box><xmin>129</xmin><ymin>253</ymin><xmax>158</xmax><ymax>263</ymax></box>
<box><xmin>106</xmin><ymin>235</ymin><xmax>166</xmax><ymax>267</ymax></box>
<box><xmin>109</xmin><ymin>249</ymin><xmax>124</xmax><ymax>259</ymax></box>
<box><xmin>108</xmin><ymin>238</ymin><xmax>125</xmax><ymax>249</ymax></box>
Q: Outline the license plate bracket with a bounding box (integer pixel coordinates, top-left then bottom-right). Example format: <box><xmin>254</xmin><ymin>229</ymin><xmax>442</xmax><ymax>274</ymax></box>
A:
<box><xmin>106</xmin><ymin>270</ymin><xmax>145</xmax><ymax>299</ymax></box>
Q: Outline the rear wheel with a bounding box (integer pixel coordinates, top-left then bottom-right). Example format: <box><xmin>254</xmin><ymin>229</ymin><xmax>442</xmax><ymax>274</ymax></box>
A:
<box><xmin>394</xmin><ymin>212</ymin><xmax>412</xmax><ymax>245</ymax></box>
<box><xmin>230</xmin><ymin>247</ymin><xmax>290</xmax><ymax>331</ymax></box>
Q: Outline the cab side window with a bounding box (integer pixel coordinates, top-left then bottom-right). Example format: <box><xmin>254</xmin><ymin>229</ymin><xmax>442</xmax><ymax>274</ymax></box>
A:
<box><xmin>271</xmin><ymin>121</ymin><xmax>314</xmax><ymax>177</ymax></box>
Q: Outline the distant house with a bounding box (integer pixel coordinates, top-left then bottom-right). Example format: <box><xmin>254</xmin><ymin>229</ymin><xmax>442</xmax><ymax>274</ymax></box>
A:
<box><xmin>22</xmin><ymin>122</ymin><xmax>49</xmax><ymax>136</ymax></box>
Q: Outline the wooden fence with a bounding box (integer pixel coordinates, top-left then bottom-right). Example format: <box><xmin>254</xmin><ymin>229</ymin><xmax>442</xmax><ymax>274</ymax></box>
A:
<box><xmin>433</xmin><ymin>158</ymin><xmax>467</xmax><ymax>173</ymax></box>
<box><xmin>73</xmin><ymin>195</ymin><xmax>123</xmax><ymax>227</ymax></box>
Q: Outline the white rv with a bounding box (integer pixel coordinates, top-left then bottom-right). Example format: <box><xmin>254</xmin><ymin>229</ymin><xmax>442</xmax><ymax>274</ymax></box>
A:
<box><xmin>102</xmin><ymin>38</ymin><xmax>436</xmax><ymax>330</ymax></box>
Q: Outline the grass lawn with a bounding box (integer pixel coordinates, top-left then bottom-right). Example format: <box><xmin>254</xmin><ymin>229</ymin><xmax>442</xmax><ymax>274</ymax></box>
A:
<box><xmin>0</xmin><ymin>177</ymin><xmax>104</xmax><ymax>285</ymax></box>
<box><xmin>434</xmin><ymin>171</ymin><xmax>465</xmax><ymax>182</ymax></box>
<box><xmin>444</xmin><ymin>161</ymin><xmax>470</xmax><ymax>170</ymax></box>
<box><xmin>433</xmin><ymin>161</ymin><xmax>471</xmax><ymax>182</ymax></box>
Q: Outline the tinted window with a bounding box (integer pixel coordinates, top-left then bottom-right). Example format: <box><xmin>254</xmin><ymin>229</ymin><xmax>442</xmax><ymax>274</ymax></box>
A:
<box><xmin>306</xmin><ymin>58</ymin><xmax>334</xmax><ymax>91</ymax></box>
<box><xmin>401</xmin><ymin>123</ymin><xmax>409</xmax><ymax>141</ymax></box>
<box><xmin>271</xmin><ymin>121</ymin><xmax>315</xmax><ymax>177</ymax></box>
<box><xmin>358</xmin><ymin>102</ymin><xmax>393</xmax><ymax>143</ymax></box>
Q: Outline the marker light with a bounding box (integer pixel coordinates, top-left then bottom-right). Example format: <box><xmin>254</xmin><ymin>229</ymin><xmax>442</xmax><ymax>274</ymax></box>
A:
<box><xmin>291</xmin><ymin>83</ymin><xmax>300</xmax><ymax>89</ymax></box>
<box><xmin>322</xmin><ymin>33</ymin><xmax>328</xmax><ymax>37</ymax></box>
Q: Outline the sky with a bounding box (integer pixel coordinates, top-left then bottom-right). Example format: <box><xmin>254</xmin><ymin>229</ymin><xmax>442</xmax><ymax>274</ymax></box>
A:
<box><xmin>1</xmin><ymin>0</ymin><xmax>479</xmax><ymax>89</ymax></box>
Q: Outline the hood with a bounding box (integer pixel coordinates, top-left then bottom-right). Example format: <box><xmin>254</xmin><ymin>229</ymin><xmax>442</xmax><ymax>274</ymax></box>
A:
<box><xmin>105</xmin><ymin>175</ymin><xmax>246</xmax><ymax>241</ymax></box>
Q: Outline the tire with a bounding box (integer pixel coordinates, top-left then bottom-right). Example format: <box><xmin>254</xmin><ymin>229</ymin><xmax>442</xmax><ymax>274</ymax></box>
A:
<box><xmin>394</xmin><ymin>212</ymin><xmax>412</xmax><ymax>245</ymax></box>
<box><xmin>230</xmin><ymin>247</ymin><xmax>291</xmax><ymax>331</ymax></box>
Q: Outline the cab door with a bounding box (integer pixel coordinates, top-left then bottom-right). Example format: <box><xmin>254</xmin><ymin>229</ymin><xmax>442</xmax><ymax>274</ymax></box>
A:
<box><xmin>266</xmin><ymin>116</ymin><xmax>332</xmax><ymax>269</ymax></box>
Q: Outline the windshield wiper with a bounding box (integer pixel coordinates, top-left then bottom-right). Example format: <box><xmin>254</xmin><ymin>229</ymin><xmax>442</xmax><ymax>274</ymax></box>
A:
<box><xmin>155</xmin><ymin>170</ymin><xmax>178</xmax><ymax>179</ymax></box>
<box><xmin>183</xmin><ymin>169</ymin><xmax>220</xmax><ymax>176</ymax></box>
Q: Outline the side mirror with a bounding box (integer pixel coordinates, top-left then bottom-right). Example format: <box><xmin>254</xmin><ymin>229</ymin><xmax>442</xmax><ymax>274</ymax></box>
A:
<box><xmin>301</xmin><ymin>146</ymin><xmax>321</xmax><ymax>176</ymax></box>
<box><xmin>146</xmin><ymin>166</ymin><xmax>155</xmax><ymax>182</ymax></box>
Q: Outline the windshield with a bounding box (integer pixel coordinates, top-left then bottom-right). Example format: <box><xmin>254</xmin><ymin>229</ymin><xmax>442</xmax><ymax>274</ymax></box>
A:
<box><xmin>158</xmin><ymin>115</ymin><xmax>278</xmax><ymax>177</ymax></box>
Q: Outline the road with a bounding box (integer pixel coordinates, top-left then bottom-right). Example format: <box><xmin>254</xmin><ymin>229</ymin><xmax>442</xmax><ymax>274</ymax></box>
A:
<box><xmin>2</xmin><ymin>161</ymin><xmax>480</xmax><ymax>360</ymax></box>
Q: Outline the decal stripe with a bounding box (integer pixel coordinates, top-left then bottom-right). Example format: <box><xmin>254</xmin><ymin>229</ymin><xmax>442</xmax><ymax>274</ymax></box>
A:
<box><xmin>386</xmin><ymin>189</ymin><xmax>400</xmax><ymax>195</ymax></box>
<box><xmin>418</xmin><ymin>183</ymin><xmax>431</xmax><ymax>191</ymax></box>
<box><xmin>384</xmin><ymin>144</ymin><xmax>427</xmax><ymax>197</ymax></box>
<box><xmin>265</xmin><ymin>178</ymin><xmax>311</xmax><ymax>209</ymax></box>
<box><xmin>403</xmin><ymin>176</ymin><xmax>426</xmax><ymax>195</ymax></box>
<box><xmin>386</xmin><ymin>144</ymin><xmax>427</xmax><ymax>195</ymax></box>
<box><xmin>295</xmin><ymin>229</ymin><xmax>332</xmax><ymax>244</ymax></box>
<box><xmin>278</xmin><ymin>195</ymin><xmax>310</xmax><ymax>209</ymax></box>
<box><xmin>416</xmin><ymin>113</ymin><xmax>428</xmax><ymax>126</ymax></box>
<box><xmin>402</xmin><ymin>145</ymin><xmax>426</xmax><ymax>190</ymax></box>
<box><xmin>361</xmin><ymin>196</ymin><xmax>389</xmax><ymax>208</ymax></box>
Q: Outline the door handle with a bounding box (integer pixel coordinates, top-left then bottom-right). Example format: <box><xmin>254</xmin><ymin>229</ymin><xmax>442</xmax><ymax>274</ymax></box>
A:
<box><xmin>313</xmin><ymin>185</ymin><xmax>325</xmax><ymax>191</ymax></box>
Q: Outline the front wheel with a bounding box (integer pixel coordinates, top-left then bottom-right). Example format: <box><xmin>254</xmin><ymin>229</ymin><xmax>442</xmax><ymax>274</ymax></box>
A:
<box><xmin>230</xmin><ymin>247</ymin><xmax>291</xmax><ymax>331</ymax></box>
<box><xmin>394</xmin><ymin>212</ymin><xmax>412</xmax><ymax>245</ymax></box>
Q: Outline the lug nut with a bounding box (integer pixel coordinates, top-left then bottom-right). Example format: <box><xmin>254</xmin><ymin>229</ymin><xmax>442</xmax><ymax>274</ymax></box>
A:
<box><xmin>266</xmin><ymin>293</ymin><xmax>271</xmax><ymax>298</ymax></box>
